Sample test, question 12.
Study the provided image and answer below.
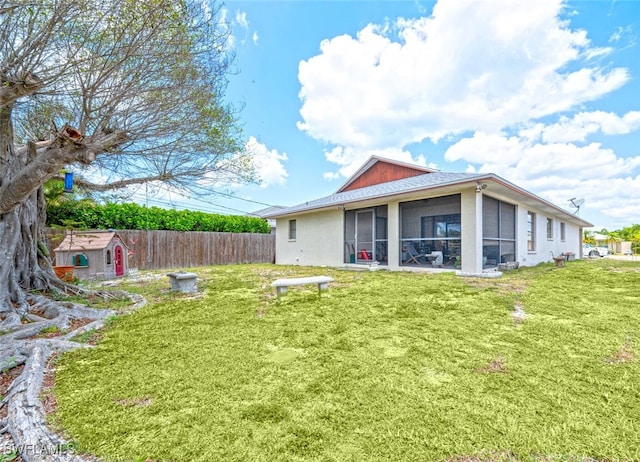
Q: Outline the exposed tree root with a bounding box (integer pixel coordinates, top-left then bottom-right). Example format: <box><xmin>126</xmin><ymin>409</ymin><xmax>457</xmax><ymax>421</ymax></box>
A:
<box><xmin>0</xmin><ymin>287</ymin><xmax>146</xmax><ymax>461</ymax></box>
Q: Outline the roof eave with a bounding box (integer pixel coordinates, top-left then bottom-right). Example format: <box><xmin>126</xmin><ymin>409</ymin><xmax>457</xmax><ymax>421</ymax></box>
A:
<box><xmin>264</xmin><ymin>176</ymin><xmax>483</xmax><ymax>219</ymax></box>
<box><xmin>475</xmin><ymin>174</ymin><xmax>594</xmax><ymax>227</ymax></box>
<box><xmin>266</xmin><ymin>173</ymin><xmax>594</xmax><ymax>227</ymax></box>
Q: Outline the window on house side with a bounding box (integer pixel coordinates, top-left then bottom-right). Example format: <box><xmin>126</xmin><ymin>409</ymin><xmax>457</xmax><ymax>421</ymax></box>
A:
<box><xmin>560</xmin><ymin>222</ymin><xmax>566</xmax><ymax>241</ymax></box>
<box><xmin>547</xmin><ymin>218</ymin><xmax>553</xmax><ymax>240</ymax></box>
<box><xmin>527</xmin><ymin>212</ymin><xmax>536</xmax><ymax>251</ymax></box>
<box><xmin>106</xmin><ymin>250</ymin><xmax>112</xmax><ymax>265</ymax></box>
<box><xmin>288</xmin><ymin>219</ymin><xmax>297</xmax><ymax>240</ymax></box>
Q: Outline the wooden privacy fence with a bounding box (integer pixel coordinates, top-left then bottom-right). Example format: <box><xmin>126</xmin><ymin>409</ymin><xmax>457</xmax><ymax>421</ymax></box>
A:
<box><xmin>46</xmin><ymin>229</ymin><xmax>275</xmax><ymax>270</ymax></box>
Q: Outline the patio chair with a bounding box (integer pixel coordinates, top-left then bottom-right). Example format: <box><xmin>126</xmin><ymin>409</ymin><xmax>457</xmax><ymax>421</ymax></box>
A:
<box><xmin>402</xmin><ymin>242</ymin><xmax>421</xmax><ymax>264</ymax></box>
<box><xmin>426</xmin><ymin>251</ymin><xmax>443</xmax><ymax>267</ymax></box>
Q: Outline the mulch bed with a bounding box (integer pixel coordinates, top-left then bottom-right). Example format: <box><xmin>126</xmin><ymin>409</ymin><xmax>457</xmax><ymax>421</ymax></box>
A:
<box><xmin>0</xmin><ymin>365</ymin><xmax>25</xmax><ymax>421</ymax></box>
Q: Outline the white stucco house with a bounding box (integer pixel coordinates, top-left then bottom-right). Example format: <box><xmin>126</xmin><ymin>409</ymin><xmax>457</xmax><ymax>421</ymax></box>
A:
<box><xmin>263</xmin><ymin>156</ymin><xmax>593</xmax><ymax>274</ymax></box>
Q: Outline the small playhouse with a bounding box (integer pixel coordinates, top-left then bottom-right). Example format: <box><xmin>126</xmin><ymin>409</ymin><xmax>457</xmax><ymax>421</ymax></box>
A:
<box><xmin>54</xmin><ymin>230</ymin><xmax>129</xmax><ymax>280</ymax></box>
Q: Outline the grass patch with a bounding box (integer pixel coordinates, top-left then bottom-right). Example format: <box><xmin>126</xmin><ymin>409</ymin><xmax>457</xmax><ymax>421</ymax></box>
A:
<box><xmin>39</xmin><ymin>325</ymin><xmax>61</xmax><ymax>335</ymax></box>
<box><xmin>48</xmin><ymin>290</ymin><xmax>132</xmax><ymax>311</ymax></box>
<box><xmin>54</xmin><ymin>261</ymin><xmax>640</xmax><ymax>461</ymax></box>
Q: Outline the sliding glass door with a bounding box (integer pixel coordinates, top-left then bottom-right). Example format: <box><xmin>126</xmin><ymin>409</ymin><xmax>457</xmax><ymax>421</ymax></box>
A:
<box><xmin>344</xmin><ymin>206</ymin><xmax>388</xmax><ymax>265</ymax></box>
<box><xmin>356</xmin><ymin>210</ymin><xmax>374</xmax><ymax>262</ymax></box>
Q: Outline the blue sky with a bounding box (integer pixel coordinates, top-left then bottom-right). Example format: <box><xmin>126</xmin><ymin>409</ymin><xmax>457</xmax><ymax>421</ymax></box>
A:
<box><xmin>166</xmin><ymin>0</ymin><xmax>640</xmax><ymax>230</ymax></box>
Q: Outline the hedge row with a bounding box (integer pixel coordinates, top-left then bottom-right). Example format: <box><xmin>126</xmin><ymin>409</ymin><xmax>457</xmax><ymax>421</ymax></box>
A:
<box><xmin>46</xmin><ymin>201</ymin><xmax>270</xmax><ymax>234</ymax></box>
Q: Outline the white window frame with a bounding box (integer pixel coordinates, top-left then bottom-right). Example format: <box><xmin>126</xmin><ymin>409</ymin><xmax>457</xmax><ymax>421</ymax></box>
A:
<box><xmin>288</xmin><ymin>219</ymin><xmax>297</xmax><ymax>241</ymax></box>
<box><xmin>527</xmin><ymin>211</ymin><xmax>536</xmax><ymax>252</ymax></box>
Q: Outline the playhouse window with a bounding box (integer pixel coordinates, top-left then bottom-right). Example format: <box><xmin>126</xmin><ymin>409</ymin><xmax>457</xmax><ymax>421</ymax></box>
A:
<box><xmin>106</xmin><ymin>250</ymin><xmax>112</xmax><ymax>265</ymax></box>
<box><xmin>72</xmin><ymin>254</ymin><xmax>88</xmax><ymax>267</ymax></box>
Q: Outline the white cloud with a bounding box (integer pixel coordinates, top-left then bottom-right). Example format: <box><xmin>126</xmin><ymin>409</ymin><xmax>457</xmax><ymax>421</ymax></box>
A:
<box><xmin>297</xmin><ymin>0</ymin><xmax>631</xmax><ymax>176</ymax></box>
<box><xmin>609</xmin><ymin>25</ymin><xmax>633</xmax><ymax>43</ymax></box>
<box><xmin>235</xmin><ymin>11</ymin><xmax>249</xmax><ymax>30</ymax></box>
<box><xmin>294</xmin><ymin>0</ymin><xmax>640</xmax><ymax>225</ymax></box>
<box><xmin>323</xmin><ymin>171</ymin><xmax>341</xmax><ymax>181</ymax></box>
<box><xmin>444</xmin><ymin>132</ymin><xmax>640</xmax><ymax>225</ymax></box>
<box><xmin>536</xmin><ymin>111</ymin><xmax>640</xmax><ymax>143</ymax></box>
<box><xmin>444</xmin><ymin>132</ymin><xmax>525</xmax><ymax>165</ymax></box>
<box><xmin>245</xmin><ymin>137</ymin><xmax>288</xmax><ymax>188</ymax></box>
<box><xmin>218</xmin><ymin>7</ymin><xmax>235</xmax><ymax>49</ymax></box>
<box><xmin>228</xmin><ymin>9</ymin><xmax>258</xmax><ymax>47</ymax></box>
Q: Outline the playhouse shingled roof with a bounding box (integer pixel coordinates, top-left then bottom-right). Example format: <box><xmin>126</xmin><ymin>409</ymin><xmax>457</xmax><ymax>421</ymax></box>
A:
<box><xmin>53</xmin><ymin>231</ymin><xmax>125</xmax><ymax>252</ymax></box>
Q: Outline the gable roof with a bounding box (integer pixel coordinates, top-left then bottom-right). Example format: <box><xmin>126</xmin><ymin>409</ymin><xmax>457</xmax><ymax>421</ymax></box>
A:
<box><xmin>336</xmin><ymin>156</ymin><xmax>436</xmax><ymax>193</ymax></box>
<box><xmin>54</xmin><ymin>231</ymin><xmax>125</xmax><ymax>252</ymax></box>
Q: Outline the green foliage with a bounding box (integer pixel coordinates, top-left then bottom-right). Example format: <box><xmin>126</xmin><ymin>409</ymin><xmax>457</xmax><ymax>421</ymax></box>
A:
<box><xmin>40</xmin><ymin>325</ymin><xmax>61</xmax><ymax>335</ymax></box>
<box><xmin>617</xmin><ymin>224</ymin><xmax>640</xmax><ymax>242</ymax></box>
<box><xmin>0</xmin><ymin>450</ymin><xmax>18</xmax><ymax>462</ymax></box>
<box><xmin>46</xmin><ymin>200</ymin><xmax>270</xmax><ymax>234</ymax></box>
<box><xmin>54</xmin><ymin>261</ymin><xmax>640</xmax><ymax>461</ymax></box>
<box><xmin>43</xmin><ymin>177</ymin><xmax>68</xmax><ymax>207</ymax></box>
<box><xmin>593</xmin><ymin>224</ymin><xmax>640</xmax><ymax>254</ymax></box>
<box><xmin>582</xmin><ymin>229</ymin><xmax>596</xmax><ymax>244</ymax></box>
<box><xmin>69</xmin><ymin>329</ymin><xmax>99</xmax><ymax>345</ymax></box>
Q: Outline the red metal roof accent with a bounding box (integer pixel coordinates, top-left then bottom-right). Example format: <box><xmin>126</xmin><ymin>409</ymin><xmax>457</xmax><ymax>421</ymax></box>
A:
<box><xmin>337</xmin><ymin>156</ymin><xmax>435</xmax><ymax>193</ymax></box>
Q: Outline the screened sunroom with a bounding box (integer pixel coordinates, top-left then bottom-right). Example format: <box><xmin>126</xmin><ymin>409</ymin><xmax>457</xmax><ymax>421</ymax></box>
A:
<box><xmin>399</xmin><ymin>194</ymin><xmax>461</xmax><ymax>268</ymax></box>
<box><xmin>482</xmin><ymin>196</ymin><xmax>516</xmax><ymax>268</ymax></box>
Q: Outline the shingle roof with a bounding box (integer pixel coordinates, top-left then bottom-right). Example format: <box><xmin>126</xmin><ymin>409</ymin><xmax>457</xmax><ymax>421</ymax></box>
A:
<box><xmin>251</xmin><ymin>206</ymin><xmax>287</xmax><ymax>218</ymax></box>
<box><xmin>264</xmin><ymin>171</ymin><xmax>482</xmax><ymax>217</ymax></box>
<box><xmin>54</xmin><ymin>231</ymin><xmax>122</xmax><ymax>252</ymax></box>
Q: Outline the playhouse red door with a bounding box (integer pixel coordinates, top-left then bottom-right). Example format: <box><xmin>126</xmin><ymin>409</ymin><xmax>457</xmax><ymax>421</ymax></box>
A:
<box><xmin>114</xmin><ymin>245</ymin><xmax>124</xmax><ymax>276</ymax></box>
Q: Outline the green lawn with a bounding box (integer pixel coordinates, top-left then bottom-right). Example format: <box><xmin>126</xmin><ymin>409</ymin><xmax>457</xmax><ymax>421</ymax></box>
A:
<box><xmin>54</xmin><ymin>260</ymin><xmax>640</xmax><ymax>461</ymax></box>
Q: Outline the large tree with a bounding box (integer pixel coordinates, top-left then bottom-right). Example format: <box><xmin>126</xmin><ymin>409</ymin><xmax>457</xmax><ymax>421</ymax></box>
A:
<box><xmin>0</xmin><ymin>0</ymin><xmax>249</xmax><ymax>457</ymax></box>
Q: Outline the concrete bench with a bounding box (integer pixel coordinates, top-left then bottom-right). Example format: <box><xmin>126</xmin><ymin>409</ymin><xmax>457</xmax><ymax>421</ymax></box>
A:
<box><xmin>271</xmin><ymin>276</ymin><xmax>334</xmax><ymax>297</ymax></box>
<box><xmin>167</xmin><ymin>272</ymin><xmax>198</xmax><ymax>293</ymax></box>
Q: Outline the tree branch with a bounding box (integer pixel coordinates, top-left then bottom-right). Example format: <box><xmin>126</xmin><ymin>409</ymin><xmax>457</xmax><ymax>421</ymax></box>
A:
<box><xmin>0</xmin><ymin>73</ymin><xmax>43</xmax><ymax>105</ymax></box>
<box><xmin>0</xmin><ymin>127</ymin><xmax>128</xmax><ymax>214</ymax></box>
<box><xmin>68</xmin><ymin>173</ymin><xmax>175</xmax><ymax>192</ymax></box>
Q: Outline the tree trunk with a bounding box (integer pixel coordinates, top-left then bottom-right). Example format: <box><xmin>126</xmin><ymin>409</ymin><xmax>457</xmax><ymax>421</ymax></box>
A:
<box><xmin>0</xmin><ymin>103</ymin><xmax>62</xmax><ymax>323</ymax></box>
<box><xmin>0</xmin><ymin>187</ymin><xmax>144</xmax><ymax>459</ymax></box>
<box><xmin>0</xmin><ymin>103</ymin><xmax>143</xmax><ymax>460</ymax></box>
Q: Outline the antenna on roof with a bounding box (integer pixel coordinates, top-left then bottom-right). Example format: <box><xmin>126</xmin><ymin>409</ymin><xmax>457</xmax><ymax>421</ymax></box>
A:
<box><xmin>568</xmin><ymin>198</ymin><xmax>585</xmax><ymax>215</ymax></box>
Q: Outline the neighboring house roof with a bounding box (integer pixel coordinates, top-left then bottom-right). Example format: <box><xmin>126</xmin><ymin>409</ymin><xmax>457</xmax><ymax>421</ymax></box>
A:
<box><xmin>54</xmin><ymin>231</ymin><xmax>125</xmax><ymax>252</ymax></box>
<box><xmin>264</xmin><ymin>156</ymin><xmax>593</xmax><ymax>228</ymax></box>
<box><xmin>252</xmin><ymin>206</ymin><xmax>287</xmax><ymax>218</ymax></box>
<box><xmin>252</xmin><ymin>206</ymin><xmax>286</xmax><ymax>229</ymax></box>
